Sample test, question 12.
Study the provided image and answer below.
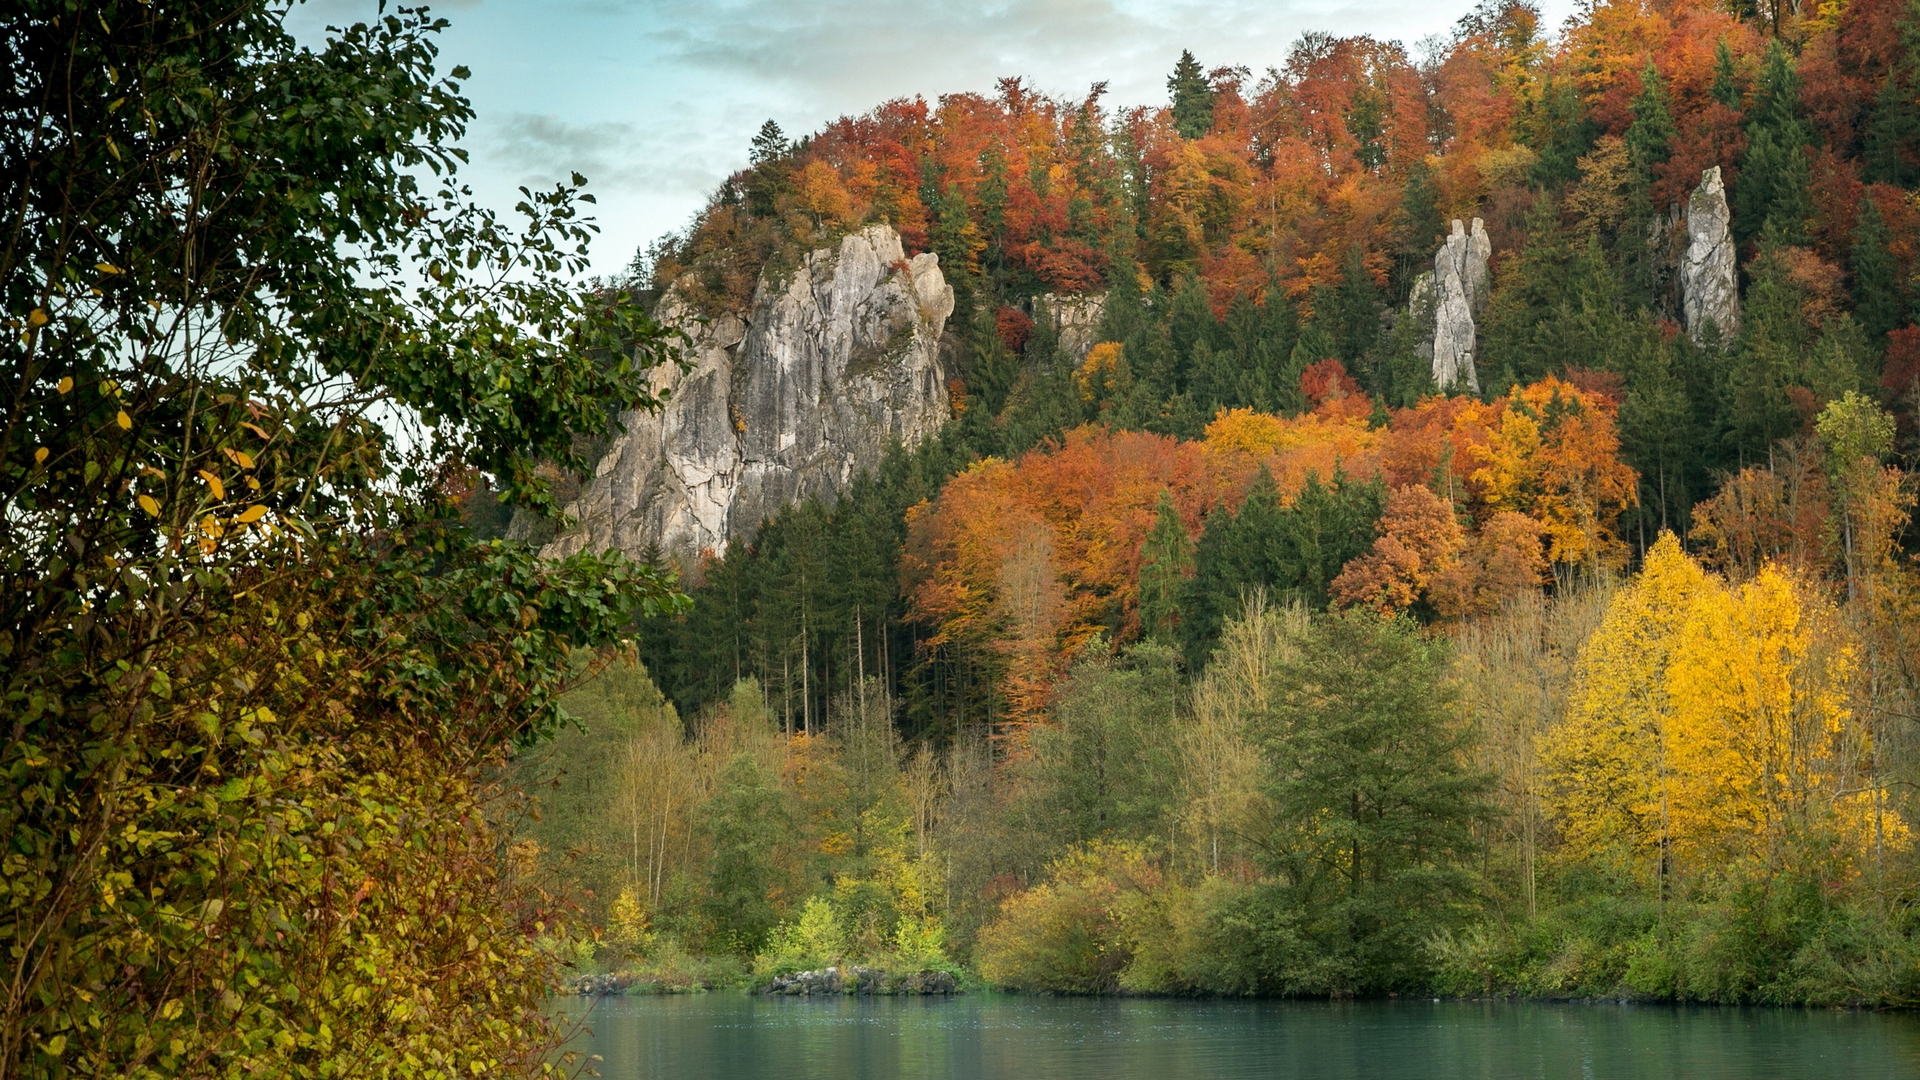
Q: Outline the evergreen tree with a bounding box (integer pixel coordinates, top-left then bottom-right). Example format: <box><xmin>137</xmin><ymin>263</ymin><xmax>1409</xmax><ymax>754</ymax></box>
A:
<box><xmin>1866</xmin><ymin>9</ymin><xmax>1920</xmax><ymax>186</ymax></box>
<box><xmin>1235</xmin><ymin>293</ymin><xmax>1303</xmax><ymax>413</ymax></box>
<box><xmin>931</xmin><ymin>185</ymin><xmax>985</xmax><ymax>317</ymax></box>
<box><xmin>1723</xmin><ymin>237</ymin><xmax>1817</xmax><ymax>460</ymax></box>
<box><xmin>1625</xmin><ymin>64</ymin><xmax>1677</xmax><ymax>188</ymax></box>
<box><xmin>1139</xmin><ymin>491</ymin><xmax>1195</xmax><ymax>640</ymax></box>
<box><xmin>1244</xmin><ymin>612</ymin><xmax>1492</xmax><ymax>994</ymax></box>
<box><xmin>1734</xmin><ymin>42</ymin><xmax>1814</xmax><ymax>250</ymax></box>
<box><xmin>1392</xmin><ymin>160</ymin><xmax>1445</xmax><ymax>297</ymax></box>
<box><xmin>749</xmin><ymin>118</ymin><xmax>789</xmax><ymax>166</ymax></box>
<box><xmin>1327</xmin><ymin>245</ymin><xmax>1383</xmax><ymax>365</ymax></box>
<box><xmin>965</xmin><ymin>305</ymin><xmax>1020</xmax><ymax>414</ymax></box>
<box><xmin>1710</xmin><ymin>38</ymin><xmax>1744</xmax><ymax>109</ymax></box>
<box><xmin>1522</xmin><ymin>74</ymin><xmax>1598</xmax><ymax>190</ymax></box>
<box><xmin>1179</xmin><ymin>470</ymin><xmax>1384</xmax><ymax>668</ymax></box>
<box><xmin>1169</xmin><ymin>50</ymin><xmax>1215</xmax><ymax>139</ymax></box>
<box><xmin>1852</xmin><ymin>198</ymin><xmax>1903</xmax><ymax>344</ymax></box>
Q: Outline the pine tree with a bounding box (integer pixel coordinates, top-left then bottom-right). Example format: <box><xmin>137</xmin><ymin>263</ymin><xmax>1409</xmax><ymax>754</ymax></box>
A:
<box><xmin>1710</xmin><ymin>39</ymin><xmax>1744</xmax><ymax>109</ymax></box>
<box><xmin>1864</xmin><ymin>10</ymin><xmax>1920</xmax><ymax>186</ymax></box>
<box><xmin>1328</xmin><ymin>245</ymin><xmax>1383</xmax><ymax>366</ymax></box>
<box><xmin>1139</xmin><ymin>491</ymin><xmax>1195</xmax><ymax>640</ymax></box>
<box><xmin>1179</xmin><ymin>470</ymin><xmax>1384</xmax><ymax>668</ymax></box>
<box><xmin>1392</xmin><ymin>160</ymin><xmax>1445</xmax><ymax>297</ymax></box>
<box><xmin>1625</xmin><ymin>64</ymin><xmax>1677</xmax><ymax>189</ymax></box>
<box><xmin>931</xmin><ymin>186</ymin><xmax>985</xmax><ymax>316</ymax></box>
<box><xmin>1734</xmin><ymin>42</ymin><xmax>1814</xmax><ymax>250</ymax></box>
<box><xmin>1852</xmin><ymin>197</ymin><xmax>1903</xmax><ymax>344</ymax></box>
<box><xmin>1169</xmin><ymin>50</ymin><xmax>1215</xmax><ymax>140</ymax></box>
<box><xmin>749</xmin><ymin>118</ymin><xmax>789</xmax><ymax>166</ymax></box>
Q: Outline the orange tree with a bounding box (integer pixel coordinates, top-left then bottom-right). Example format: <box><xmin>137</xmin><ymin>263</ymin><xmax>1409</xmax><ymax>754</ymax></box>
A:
<box><xmin>1</xmin><ymin>3</ymin><xmax>681</xmax><ymax>1075</ymax></box>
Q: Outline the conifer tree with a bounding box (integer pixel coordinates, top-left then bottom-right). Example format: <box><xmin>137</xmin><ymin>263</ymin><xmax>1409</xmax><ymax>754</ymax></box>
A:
<box><xmin>1734</xmin><ymin>42</ymin><xmax>1813</xmax><ymax>250</ymax></box>
<box><xmin>1179</xmin><ymin>470</ymin><xmax>1383</xmax><ymax>668</ymax></box>
<box><xmin>1710</xmin><ymin>39</ymin><xmax>1744</xmax><ymax>108</ymax></box>
<box><xmin>1169</xmin><ymin>50</ymin><xmax>1215</xmax><ymax>139</ymax></box>
<box><xmin>749</xmin><ymin>118</ymin><xmax>790</xmax><ymax>166</ymax></box>
<box><xmin>1249</xmin><ymin>611</ymin><xmax>1492</xmax><ymax>993</ymax></box>
<box><xmin>1865</xmin><ymin>6</ymin><xmax>1920</xmax><ymax>186</ymax></box>
<box><xmin>1392</xmin><ymin>160</ymin><xmax>1445</xmax><ymax>297</ymax></box>
<box><xmin>1852</xmin><ymin>198</ymin><xmax>1903</xmax><ymax>344</ymax></box>
<box><xmin>1139</xmin><ymin>491</ymin><xmax>1195</xmax><ymax>641</ymax></box>
<box><xmin>1625</xmin><ymin>64</ymin><xmax>1677</xmax><ymax>189</ymax></box>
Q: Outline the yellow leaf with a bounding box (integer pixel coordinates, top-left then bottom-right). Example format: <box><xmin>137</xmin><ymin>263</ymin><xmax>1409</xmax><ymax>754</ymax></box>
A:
<box><xmin>240</xmin><ymin>421</ymin><xmax>269</xmax><ymax>440</ymax></box>
<box><xmin>198</xmin><ymin>469</ymin><xmax>225</xmax><ymax>500</ymax></box>
<box><xmin>137</xmin><ymin>495</ymin><xmax>159</xmax><ymax>517</ymax></box>
<box><xmin>116</xmin><ymin>410</ymin><xmax>132</xmax><ymax>430</ymax></box>
<box><xmin>94</xmin><ymin>262</ymin><xmax>123</xmax><ymax>275</ymax></box>
<box><xmin>27</xmin><ymin>309</ymin><xmax>47</xmax><ymax>327</ymax></box>
<box><xmin>56</xmin><ymin>376</ymin><xmax>73</xmax><ymax>394</ymax></box>
<box><xmin>43</xmin><ymin>1035</ymin><xmax>64</xmax><ymax>1057</ymax></box>
<box><xmin>236</xmin><ymin>505</ymin><xmax>268</xmax><ymax>524</ymax></box>
<box><xmin>222</xmin><ymin>447</ymin><xmax>255</xmax><ymax>469</ymax></box>
<box><xmin>34</xmin><ymin>447</ymin><xmax>48</xmax><ymax>465</ymax></box>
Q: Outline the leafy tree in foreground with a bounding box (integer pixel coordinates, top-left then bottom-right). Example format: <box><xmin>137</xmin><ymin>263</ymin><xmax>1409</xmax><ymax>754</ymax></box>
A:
<box><xmin>1243</xmin><ymin>612</ymin><xmax>1492</xmax><ymax>994</ymax></box>
<box><xmin>2</xmin><ymin>2</ymin><xmax>681</xmax><ymax>1074</ymax></box>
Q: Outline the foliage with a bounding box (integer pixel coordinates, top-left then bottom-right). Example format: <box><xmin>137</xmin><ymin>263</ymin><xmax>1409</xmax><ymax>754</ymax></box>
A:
<box><xmin>0</xmin><ymin>0</ymin><xmax>692</xmax><ymax>1074</ymax></box>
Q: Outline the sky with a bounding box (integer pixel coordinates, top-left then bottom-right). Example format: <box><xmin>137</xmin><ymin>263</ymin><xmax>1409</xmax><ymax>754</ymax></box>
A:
<box><xmin>288</xmin><ymin>0</ymin><xmax>1582</xmax><ymax>280</ymax></box>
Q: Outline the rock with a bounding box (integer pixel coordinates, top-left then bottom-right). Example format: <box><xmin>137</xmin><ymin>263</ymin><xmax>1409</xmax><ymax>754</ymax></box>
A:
<box><xmin>544</xmin><ymin>224</ymin><xmax>954</xmax><ymax>571</ymax></box>
<box><xmin>1681</xmin><ymin>166</ymin><xmax>1739</xmax><ymax>344</ymax></box>
<box><xmin>572</xmin><ymin>972</ymin><xmax>641</xmax><ymax>996</ymax></box>
<box><xmin>1034</xmin><ymin>293</ymin><xmax>1108</xmax><ymax>362</ymax></box>
<box><xmin>756</xmin><ymin>966</ymin><xmax>958</xmax><ymax>996</ymax></box>
<box><xmin>1428</xmin><ymin>218</ymin><xmax>1489</xmax><ymax>394</ymax></box>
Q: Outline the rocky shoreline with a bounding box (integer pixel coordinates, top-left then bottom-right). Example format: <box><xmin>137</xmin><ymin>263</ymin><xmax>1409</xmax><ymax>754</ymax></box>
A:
<box><xmin>568</xmin><ymin>966</ymin><xmax>959</xmax><ymax>997</ymax></box>
<box><xmin>759</xmin><ymin>966</ymin><xmax>959</xmax><ymax>996</ymax></box>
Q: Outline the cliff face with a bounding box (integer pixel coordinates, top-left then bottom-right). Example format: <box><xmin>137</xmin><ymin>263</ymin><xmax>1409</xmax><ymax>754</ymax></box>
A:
<box><xmin>1412</xmin><ymin>217</ymin><xmax>1491</xmax><ymax>394</ymax></box>
<box><xmin>1682</xmin><ymin>166</ymin><xmax>1740</xmax><ymax>344</ymax></box>
<box><xmin>544</xmin><ymin>224</ymin><xmax>954</xmax><ymax>568</ymax></box>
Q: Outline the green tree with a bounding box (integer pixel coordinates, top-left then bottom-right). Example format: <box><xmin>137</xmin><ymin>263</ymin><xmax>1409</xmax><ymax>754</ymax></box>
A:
<box><xmin>1139</xmin><ymin>491</ymin><xmax>1195</xmax><ymax>640</ymax></box>
<box><xmin>1007</xmin><ymin>645</ymin><xmax>1185</xmax><ymax>862</ymax></box>
<box><xmin>1852</xmin><ymin>198</ymin><xmax>1904</xmax><ymax>344</ymax></box>
<box><xmin>1169</xmin><ymin>50</ymin><xmax>1215</xmax><ymax>139</ymax></box>
<box><xmin>1734</xmin><ymin>42</ymin><xmax>1814</xmax><ymax>250</ymax></box>
<box><xmin>1179</xmin><ymin>469</ymin><xmax>1384</xmax><ymax>668</ymax></box>
<box><xmin>1864</xmin><ymin>6</ymin><xmax>1920</xmax><ymax>186</ymax></box>
<box><xmin>702</xmin><ymin>754</ymin><xmax>796</xmax><ymax>952</ymax></box>
<box><xmin>1244</xmin><ymin>612</ymin><xmax>1492</xmax><ymax>994</ymax></box>
<box><xmin>1711</xmin><ymin>38</ymin><xmax>1744</xmax><ymax>109</ymax></box>
<box><xmin>1625</xmin><ymin>64</ymin><xmax>1677</xmax><ymax>189</ymax></box>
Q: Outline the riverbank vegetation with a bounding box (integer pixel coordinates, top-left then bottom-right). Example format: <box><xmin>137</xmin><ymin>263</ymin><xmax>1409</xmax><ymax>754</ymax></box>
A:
<box><xmin>534</xmin><ymin>0</ymin><xmax>1920</xmax><ymax>1008</ymax></box>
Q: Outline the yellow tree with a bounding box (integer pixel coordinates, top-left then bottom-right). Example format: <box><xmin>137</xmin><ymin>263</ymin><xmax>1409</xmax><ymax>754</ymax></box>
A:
<box><xmin>1664</xmin><ymin>568</ymin><xmax>1882</xmax><ymax>873</ymax></box>
<box><xmin>1541</xmin><ymin>533</ymin><xmax>1708</xmax><ymax>895</ymax></box>
<box><xmin>1544</xmin><ymin>534</ymin><xmax>1903</xmax><ymax>896</ymax></box>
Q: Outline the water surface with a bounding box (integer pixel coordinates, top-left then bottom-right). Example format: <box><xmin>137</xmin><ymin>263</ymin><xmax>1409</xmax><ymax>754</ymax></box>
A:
<box><xmin>558</xmin><ymin>993</ymin><xmax>1920</xmax><ymax>1079</ymax></box>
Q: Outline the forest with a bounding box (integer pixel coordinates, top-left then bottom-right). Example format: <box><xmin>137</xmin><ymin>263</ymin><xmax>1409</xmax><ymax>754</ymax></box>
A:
<box><xmin>526</xmin><ymin>0</ymin><xmax>1920</xmax><ymax>1005</ymax></box>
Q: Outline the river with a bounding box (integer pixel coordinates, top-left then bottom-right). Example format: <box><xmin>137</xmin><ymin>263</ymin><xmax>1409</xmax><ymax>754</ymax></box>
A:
<box><xmin>556</xmin><ymin>993</ymin><xmax>1920</xmax><ymax>1078</ymax></box>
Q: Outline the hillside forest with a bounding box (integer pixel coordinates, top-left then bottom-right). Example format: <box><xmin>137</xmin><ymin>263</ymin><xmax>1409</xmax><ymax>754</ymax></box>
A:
<box><xmin>522</xmin><ymin>0</ymin><xmax>1920</xmax><ymax>1004</ymax></box>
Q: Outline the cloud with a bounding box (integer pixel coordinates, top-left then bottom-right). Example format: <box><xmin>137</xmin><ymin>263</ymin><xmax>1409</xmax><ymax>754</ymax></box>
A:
<box><xmin>489</xmin><ymin>113</ymin><xmax>718</xmax><ymax>196</ymax></box>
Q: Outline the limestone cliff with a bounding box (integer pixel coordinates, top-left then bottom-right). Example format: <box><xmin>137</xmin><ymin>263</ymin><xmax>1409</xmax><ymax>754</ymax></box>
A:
<box><xmin>1421</xmin><ymin>218</ymin><xmax>1490</xmax><ymax>393</ymax></box>
<box><xmin>1034</xmin><ymin>293</ymin><xmax>1108</xmax><ymax>361</ymax></box>
<box><xmin>1682</xmin><ymin>166</ymin><xmax>1739</xmax><ymax>344</ymax></box>
<box><xmin>543</xmin><ymin>224</ymin><xmax>954</xmax><ymax>568</ymax></box>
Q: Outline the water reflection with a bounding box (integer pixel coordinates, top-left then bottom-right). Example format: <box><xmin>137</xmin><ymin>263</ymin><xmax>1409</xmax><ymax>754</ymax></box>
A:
<box><xmin>556</xmin><ymin>993</ymin><xmax>1920</xmax><ymax>1079</ymax></box>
